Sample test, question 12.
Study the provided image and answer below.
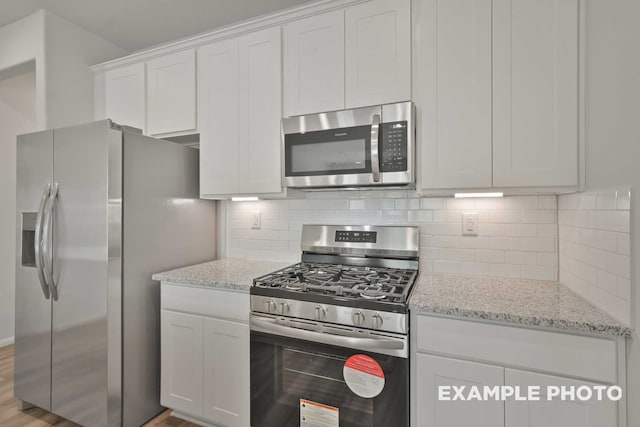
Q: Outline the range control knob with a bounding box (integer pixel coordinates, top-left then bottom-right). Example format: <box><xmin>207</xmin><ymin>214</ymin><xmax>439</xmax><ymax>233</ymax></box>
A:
<box><xmin>264</xmin><ymin>299</ymin><xmax>277</xmax><ymax>313</ymax></box>
<box><xmin>314</xmin><ymin>306</ymin><xmax>327</xmax><ymax>320</ymax></box>
<box><xmin>279</xmin><ymin>301</ymin><xmax>290</xmax><ymax>315</ymax></box>
<box><xmin>371</xmin><ymin>312</ymin><xmax>384</xmax><ymax>329</ymax></box>
<box><xmin>351</xmin><ymin>310</ymin><xmax>365</xmax><ymax>326</ymax></box>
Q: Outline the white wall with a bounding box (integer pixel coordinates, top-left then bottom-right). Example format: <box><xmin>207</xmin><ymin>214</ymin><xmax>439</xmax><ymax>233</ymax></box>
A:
<box><xmin>0</xmin><ymin>11</ymin><xmax>45</xmax><ymax>129</ymax></box>
<box><xmin>0</xmin><ymin>71</ymin><xmax>36</xmax><ymax>346</ymax></box>
<box><xmin>226</xmin><ymin>192</ymin><xmax>559</xmax><ymax>281</ymax></box>
<box><xmin>583</xmin><ymin>0</ymin><xmax>640</xmax><ymax>425</ymax></box>
<box><xmin>42</xmin><ymin>10</ymin><xmax>126</xmax><ymax>128</ymax></box>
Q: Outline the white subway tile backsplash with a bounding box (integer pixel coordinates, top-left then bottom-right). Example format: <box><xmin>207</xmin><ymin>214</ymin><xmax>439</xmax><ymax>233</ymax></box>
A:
<box><xmin>505</xmin><ymin>223</ymin><xmax>538</xmax><ymax>237</ymax></box>
<box><xmin>432</xmin><ymin>209</ymin><xmax>461</xmax><ymax>223</ymax></box>
<box><xmin>433</xmin><ymin>260</ymin><xmax>462</xmax><ymax>274</ymax></box>
<box><xmin>489</xmin><ymin>210</ymin><xmax>521</xmax><ymax>224</ymax></box>
<box><xmin>476</xmin><ymin>249</ymin><xmax>505</xmax><ymax>264</ymax></box>
<box><xmin>489</xmin><ymin>237</ymin><xmax>521</xmax><ymax>251</ymax></box>
<box><xmin>521</xmin><ymin>265</ymin><xmax>557</xmax><ymax>281</ymax></box>
<box><xmin>394</xmin><ymin>199</ymin><xmax>420</xmax><ymax>210</ymax></box>
<box><xmin>478</xmin><ymin>223</ymin><xmax>505</xmax><ymax>237</ymax></box>
<box><xmin>558</xmin><ymin>187</ymin><xmax>631</xmax><ymax>325</ymax></box>
<box><xmin>505</xmin><ymin>251</ymin><xmax>537</xmax><ymax>266</ymax></box>
<box><xmin>420</xmin><ymin>198</ymin><xmax>446</xmax><ymax>209</ymax></box>
<box><xmin>461</xmin><ymin>262</ymin><xmax>492</xmax><ymax>276</ymax></box>
<box><xmin>521</xmin><ymin>209</ymin><xmax>556</xmax><ymax>224</ymax></box>
<box><xmin>490</xmin><ymin>264</ymin><xmax>521</xmax><ymax>278</ymax></box>
<box><xmin>537</xmin><ymin>195</ymin><xmax>557</xmax><ymax>209</ymax></box>
<box><xmin>521</xmin><ymin>237</ymin><xmax>556</xmax><ymax>252</ymax></box>
<box><xmin>226</xmin><ymin>193</ymin><xmax>559</xmax><ymax>281</ymax></box>
<box><xmin>616</xmin><ymin>188</ymin><xmax>631</xmax><ymax>210</ymax></box>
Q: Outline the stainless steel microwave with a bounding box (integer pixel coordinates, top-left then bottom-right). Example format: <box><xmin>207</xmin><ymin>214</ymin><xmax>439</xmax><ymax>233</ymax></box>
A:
<box><xmin>282</xmin><ymin>102</ymin><xmax>415</xmax><ymax>189</ymax></box>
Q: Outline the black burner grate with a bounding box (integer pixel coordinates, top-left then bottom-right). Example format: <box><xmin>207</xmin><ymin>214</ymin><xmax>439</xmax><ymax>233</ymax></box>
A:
<box><xmin>253</xmin><ymin>262</ymin><xmax>417</xmax><ymax>303</ymax></box>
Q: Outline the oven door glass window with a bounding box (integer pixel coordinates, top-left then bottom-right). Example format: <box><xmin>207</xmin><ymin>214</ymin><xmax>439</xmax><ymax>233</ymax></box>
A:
<box><xmin>250</xmin><ymin>331</ymin><xmax>408</xmax><ymax>427</ymax></box>
<box><xmin>284</xmin><ymin>125</ymin><xmax>372</xmax><ymax>177</ymax></box>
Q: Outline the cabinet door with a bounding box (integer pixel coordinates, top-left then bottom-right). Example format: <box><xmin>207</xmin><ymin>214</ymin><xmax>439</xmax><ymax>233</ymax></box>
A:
<box><xmin>238</xmin><ymin>27</ymin><xmax>282</xmax><ymax>194</ymax></box>
<box><xmin>104</xmin><ymin>63</ymin><xmax>146</xmax><ymax>132</ymax></box>
<box><xmin>419</xmin><ymin>0</ymin><xmax>492</xmax><ymax>190</ymax></box>
<box><xmin>198</xmin><ymin>39</ymin><xmax>241</xmax><ymax>196</ymax></box>
<box><xmin>147</xmin><ymin>49</ymin><xmax>197</xmax><ymax>136</ymax></box>
<box><xmin>492</xmin><ymin>0</ymin><xmax>579</xmax><ymax>187</ymax></box>
<box><xmin>283</xmin><ymin>10</ymin><xmax>345</xmax><ymax>116</ymax></box>
<box><xmin>203</xmin><ymin>318</ymin><xmax>250</xmax><ymax>427</ymax></box>
<box><xmin>160</xmin><ymin>310</ymin><xmax>203</xmax><ymax>416</ymax></box>
<box><xmin>416</xmin><ymin>353</ymin><xmax>504</xmax><ymax>427</ymax></box>
<box><xmin>345</xmin><ymin>0</ymin><xmax>411</xmax><ymax>108</ymax></box>
<box><xmin>505</xmin><ymin>369</ymin><xmax>617</xmax><ymax>427</ymax></box>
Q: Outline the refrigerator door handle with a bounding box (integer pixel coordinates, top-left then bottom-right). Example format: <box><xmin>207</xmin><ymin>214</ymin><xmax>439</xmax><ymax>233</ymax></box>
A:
<box><xmin>34</xmin><ymin>183</ymin><xmax>51</xmax><ymax>300</ymax></box>
<box><xmin>42</xmin><ymin>182</ymin><xmax>59</xmax><ymax>301</ymax></box>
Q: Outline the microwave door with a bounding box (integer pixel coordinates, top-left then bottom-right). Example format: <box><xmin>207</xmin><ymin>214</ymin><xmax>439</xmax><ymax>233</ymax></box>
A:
<box><xmin>284</xmin><ymin>126</ymin><xmax>374</xmax><ymax>188</ymax></box>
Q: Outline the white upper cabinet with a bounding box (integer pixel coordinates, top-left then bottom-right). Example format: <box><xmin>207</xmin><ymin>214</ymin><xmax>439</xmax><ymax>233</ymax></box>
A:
<box><xmin>419</xmin><ymin>0</ymin><xmax>493</xmax><ymax>190</ymax></box>
<box><xmin>238</xmin><ymin>27</ymin><xmax>283</xmax><ymax>195</ymax></box>
<box><xmin>345</xmin><ymin>0</ymin><xmax>411</xmax><ymax>108</ymax></box>
<box><xmin>104</xmin><ymin>63</ymin><xmax>146</xmax><ymax>132</ymax></box>
<box><xmin>198</xmin><ymin>27</ymin><xmax>283</xmax><ymax>198</ymax></box>
<box><xmin>146</xmin><ymin>49</ymin><xmax>197</xmax><ymax>136</ymax></box>
<box><xmin>416</xmin><ymin>0</ymin><xmax>581</xmax><ymax>192</ymax></box>
<box><xmin>492</xmin><ymin>0</ymin><xmax>579</xmax><ymax>187</ymax></box>
<box><xmin>283</xmin><ymin>10</ymin><xmax>345</xmax><ymax>117</ymax></box>
<box><xmin>197</xmin><ymin>39</ymin><xmax>240</xmax><ymax>196</ymax></box>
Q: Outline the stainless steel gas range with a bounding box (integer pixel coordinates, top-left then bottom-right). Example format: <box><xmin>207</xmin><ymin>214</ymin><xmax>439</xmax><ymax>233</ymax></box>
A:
<box><xmin>250</xmin><ymin>224</ymin><xmax>419</xmax><ymax>427</ymax></box>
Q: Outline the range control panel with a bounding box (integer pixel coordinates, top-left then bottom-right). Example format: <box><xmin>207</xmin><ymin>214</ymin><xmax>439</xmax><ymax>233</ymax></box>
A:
<box><xmin>380</xmin><ymin>121</ymin><xmax>408</xmax><ymax>172</ymax></box>
<box><xmin>335</xmin><ymin>230</ymin><xmax>377</xmax><ymax>243</ymax></box>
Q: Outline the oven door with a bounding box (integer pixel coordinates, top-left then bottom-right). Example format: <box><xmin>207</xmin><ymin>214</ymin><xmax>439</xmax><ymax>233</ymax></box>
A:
<box><xmin>283</xmin><ymin>105</ymin><xmax>382</xmax><ymax>188</ymax></box>
<box><xmin>250</xmin><ymin>314</ymin><xmax>408</xmax><ymax>427</ymax></box>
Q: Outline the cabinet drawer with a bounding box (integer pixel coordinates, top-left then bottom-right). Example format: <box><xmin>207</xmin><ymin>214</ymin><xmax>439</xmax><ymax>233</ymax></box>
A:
<box><xmin>161</xmin><ymin>283</ymin><xmax>249</xmax><ymax>323</ymax></box>
<box><xmin>415</xmin><ymin>316</ymin><xmax>617</xmax><ymax>384</ymax></box>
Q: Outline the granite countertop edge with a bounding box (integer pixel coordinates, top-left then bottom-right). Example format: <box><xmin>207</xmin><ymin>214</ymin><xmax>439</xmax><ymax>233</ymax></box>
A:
<box><xmin>152</xmin><ymin>258</ymin><xmax>291</xmax><ymax>294</ymax></box>
<box><xmin>151</xmin><ymin>274</ymin><xmax>251</xmax><ymax>293</ymax></box>
<box><xmin>409</xmin><ymin>273</ymin><xmax>633</xmax><ymax>337</ymax></box>
<box><xmin>409</xmin><ymin>301</ymin><xmax>631</xmax><ymax>337</ymax></box>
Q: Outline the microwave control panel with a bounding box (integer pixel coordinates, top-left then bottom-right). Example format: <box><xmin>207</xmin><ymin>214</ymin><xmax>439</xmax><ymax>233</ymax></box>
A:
<box><xmin>380</xmin><ymin>121</ymin><xmax>408</xmax><ymax>172</ymax></box>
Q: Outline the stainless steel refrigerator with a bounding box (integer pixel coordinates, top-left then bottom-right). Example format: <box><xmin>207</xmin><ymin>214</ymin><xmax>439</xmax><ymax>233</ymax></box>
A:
<box><xmin>14</xmin><ymin>120</ymin><xmax>216</xmax><ymax>426</ymax></box>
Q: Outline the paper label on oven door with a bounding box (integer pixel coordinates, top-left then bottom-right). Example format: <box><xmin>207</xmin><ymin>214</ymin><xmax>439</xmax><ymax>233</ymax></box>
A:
<box><xmin>300</xmin><ymin>399</ymin><xmax>339</xmax><ymax>427</ymax></box>
<box><xmin>343</xmin><ymin>354</ymin><xmax>385</xmax><ymax>398</ymax></box>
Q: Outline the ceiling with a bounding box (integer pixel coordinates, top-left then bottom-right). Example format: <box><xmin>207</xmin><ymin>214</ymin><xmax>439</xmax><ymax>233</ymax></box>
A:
<box><xmin>0</xmin><ymin>0</ymin><xmax>313</xmax><ymax>52</ymax></box>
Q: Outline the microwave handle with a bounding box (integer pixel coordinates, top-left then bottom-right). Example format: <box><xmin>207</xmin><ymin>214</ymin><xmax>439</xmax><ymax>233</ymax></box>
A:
<box><xmin>370</xmin><ymin>114</ymin><xmax>381</xmax><ymax>182</ymax></box>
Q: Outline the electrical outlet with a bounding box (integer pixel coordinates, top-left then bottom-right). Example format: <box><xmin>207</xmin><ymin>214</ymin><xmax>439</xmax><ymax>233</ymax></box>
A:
<box><xmin>251</xmin><ymin>211</ymin><xmax>261</xmax><ymax>229</ymax></box>
<box><xmin>462</xmin><ymin>212</ymin><xmax>478</xmax><ymax>236</ymax></box>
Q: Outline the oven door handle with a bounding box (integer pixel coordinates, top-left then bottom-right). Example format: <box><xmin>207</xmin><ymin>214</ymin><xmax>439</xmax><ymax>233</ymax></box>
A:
<box><xmin>251</xmin><ymin>316</ymin><xmax>407</xmax><ymax>357</ymax></box>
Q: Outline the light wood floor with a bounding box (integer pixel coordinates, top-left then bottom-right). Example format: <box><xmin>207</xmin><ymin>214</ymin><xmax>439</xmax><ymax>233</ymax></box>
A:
<box><xmin>0</xmin><ymin>345</ymin><xmax>201</xmax><ymax>427</ymax></box>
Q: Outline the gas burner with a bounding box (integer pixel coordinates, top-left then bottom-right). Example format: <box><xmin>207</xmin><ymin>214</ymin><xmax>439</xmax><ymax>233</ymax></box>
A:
<box><xmin>254</xmin><ymin>261</ymin><xmax>417</xmax><ymax>304</ymax></box>
<box><xmin>353</xmin><ymin>283</ymin><xmax>387</xmax><ymax>300</ymax></box>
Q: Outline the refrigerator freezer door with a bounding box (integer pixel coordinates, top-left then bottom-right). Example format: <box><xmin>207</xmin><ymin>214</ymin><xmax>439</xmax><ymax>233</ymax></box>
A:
<box><xmin>15</xmin><ymin>130</ymin><xmax>54</xmax><ymax>411</ymax></box>
<box><xmin>50</xmin><ymin>121</ymin><xmax>122</xmax><ymax>426</ymax></box>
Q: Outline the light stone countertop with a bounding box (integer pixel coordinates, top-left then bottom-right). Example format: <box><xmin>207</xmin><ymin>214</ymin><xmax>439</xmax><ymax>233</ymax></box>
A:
<box><xmin>152</xmin><ymin>258</ymin><xmax>291</xmax><ymax>293</ymax></box>
<box><xmin>409</xmin><ymin>272</ymin><xmax>632</xmax><ymax>336</ymax></box>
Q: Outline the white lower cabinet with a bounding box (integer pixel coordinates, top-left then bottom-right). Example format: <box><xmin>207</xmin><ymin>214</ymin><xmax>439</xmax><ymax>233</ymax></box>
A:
<box><xmin>160</xmin><ymin>310</ymin><xmax>204</xmax><ymax>415</ymax></box>
<box><xmin>416</xmin><ymin>353</ymin><xmax>504</xmax><ymax>427</ymax></box>
<box><xmin>160</xmin><ymin>284</ymin><xmax>250</xmax><ymax>427</ymax></box>
<box><xmin>203</xmin><ymin>318</ymin><xmax>250</xmax><ymax>427</ymax></box>
<box><xmin>412</xmin><ymin>315</ymin><xmax>624</xmax><ymax>427</ymax></box>
<box><xmin>505</xmin><ymin>369</ymin><xmax>617</xmax><ymax>427</ymax></box>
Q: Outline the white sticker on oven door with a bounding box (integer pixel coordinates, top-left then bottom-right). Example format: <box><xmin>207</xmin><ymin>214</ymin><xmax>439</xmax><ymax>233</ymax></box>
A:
<box><xmin>300</xmin><ymin>399</ymin><xmax>339</xmax><ymax>427</ymax></box>
<box><xmin>343</xmin><ymin>354</ymin><xmax>385</xmax><ymax>398</ymax></box>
